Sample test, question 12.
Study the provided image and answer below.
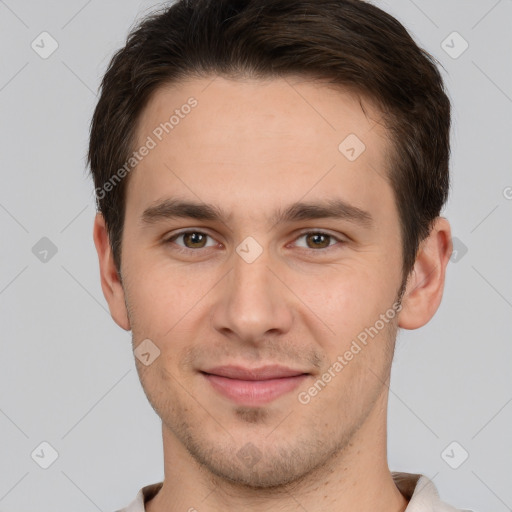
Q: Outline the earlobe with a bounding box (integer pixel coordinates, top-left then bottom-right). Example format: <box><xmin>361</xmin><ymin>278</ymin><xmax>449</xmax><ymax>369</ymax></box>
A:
<box><xmin>397</xmin><ymin>217</ymin><xmax>452</xmax><ymax>330</ymax></box>
<box><xmin>92</xmin><ymin>212</ymin><xmax>131</xmax><ymax>331</ymax></box>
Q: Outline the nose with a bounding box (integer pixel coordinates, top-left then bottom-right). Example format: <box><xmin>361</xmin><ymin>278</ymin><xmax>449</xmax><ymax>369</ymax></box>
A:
<box><xmin>210</xmin><ymin>244</ymin><xmax>293</xmax><ymax>344</ymax></box>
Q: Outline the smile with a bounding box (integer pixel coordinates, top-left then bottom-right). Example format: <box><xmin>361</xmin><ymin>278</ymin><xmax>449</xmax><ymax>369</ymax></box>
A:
<box><xmin>201</xmin><ymin>370</ymin><xmax>309</xmax><ymax>406</ymax></box>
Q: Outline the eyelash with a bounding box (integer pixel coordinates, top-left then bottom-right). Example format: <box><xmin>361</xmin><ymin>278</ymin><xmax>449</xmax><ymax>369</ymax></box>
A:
<box><xmin>164</xmin><ymin>230</ymin><xmax>346</xmax><ymax>255</ymax></box>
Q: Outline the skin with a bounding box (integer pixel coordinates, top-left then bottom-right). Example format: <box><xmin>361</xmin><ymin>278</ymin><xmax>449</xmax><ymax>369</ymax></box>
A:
<box><xmin>93</xmin><ymin>76</ymin><xmax>452</xmax><ymax>512</ymax></box>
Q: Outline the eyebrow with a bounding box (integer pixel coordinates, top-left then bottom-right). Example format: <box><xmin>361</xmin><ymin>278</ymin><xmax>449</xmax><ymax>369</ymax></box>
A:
<box><xmin>140</xmin><ymin>197</ymin><xmax>373</xmax><ymax>228</ymax></box>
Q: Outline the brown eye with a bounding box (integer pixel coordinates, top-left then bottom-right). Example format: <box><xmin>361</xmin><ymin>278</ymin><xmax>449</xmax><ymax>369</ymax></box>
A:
<box><xmin>167</xmin><ymin>231</ymin><xmax>216</xmax><ymax>251</ymax></box>
<box><xmin>304</xmin><ymin>233</ymin><xmax>332</xmax><ymax>249</ymax></box>
<box><xmin>294</xmin><ymin>232</ymin><xmax>341</xmax><ymax>250</ymax></box>
<box><xmin>182</xmin><ymin>232</ymin><xmax>208</xmax><ymax>248</ymax></box>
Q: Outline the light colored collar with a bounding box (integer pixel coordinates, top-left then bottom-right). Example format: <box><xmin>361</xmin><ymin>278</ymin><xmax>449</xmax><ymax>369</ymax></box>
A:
<box><xmin>118</xmin><ymin>472</ymin><xmax>470</xmax><ymax>512</ymax></box>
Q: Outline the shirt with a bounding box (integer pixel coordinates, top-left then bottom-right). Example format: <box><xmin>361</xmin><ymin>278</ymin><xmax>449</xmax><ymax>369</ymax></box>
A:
<box><xmin>116</xmin><ymin>472</ymin><xmax>473</xmax><ymax>512</ymax></box>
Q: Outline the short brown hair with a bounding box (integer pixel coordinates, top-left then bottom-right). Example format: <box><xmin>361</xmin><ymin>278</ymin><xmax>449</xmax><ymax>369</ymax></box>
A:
<box><xmin>87</xmin><ymin>0</ymin><xmax>451</xmax><ymax>278</ymax></box>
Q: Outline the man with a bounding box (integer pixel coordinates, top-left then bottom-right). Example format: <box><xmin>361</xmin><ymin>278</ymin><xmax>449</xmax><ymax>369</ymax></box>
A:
<box><xmin>88</xmin><ymin>0</ymin><xmax>470</xmax><ymax>510</ymax></box>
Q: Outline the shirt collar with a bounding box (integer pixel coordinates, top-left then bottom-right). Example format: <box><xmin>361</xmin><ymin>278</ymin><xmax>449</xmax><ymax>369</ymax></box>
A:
<box><xmin>120</xmin><ymin>472</ymin><xmax>463</xmax><ymax>512</ymax></box>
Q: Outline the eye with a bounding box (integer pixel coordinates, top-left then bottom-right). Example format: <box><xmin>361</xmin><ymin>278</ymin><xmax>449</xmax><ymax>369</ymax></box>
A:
<box><xmin>293</xmin><ymin>231</ymin><xmax>344</xmax><ymax>250</ymax></box>
<box><xmin>164</xmin><ymin>229</ymin><xmax>345</xmax><ymax>254</ymax></box>
<box><xmin>165</xmin><ymin>230</ymin><xmax>218</xmax><ymax>251</ymax></box>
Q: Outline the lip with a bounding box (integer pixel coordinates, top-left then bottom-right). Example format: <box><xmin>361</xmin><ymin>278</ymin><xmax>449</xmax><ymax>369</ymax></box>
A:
<box><xmin>201</xmin><ymin>365</ymin><xmax>309</xmax><ymax>405</ymax></box>
<box><xmin>203</xmin><ymin>365</ymin><xmax>308</xmax><ymax>380</ymax></box>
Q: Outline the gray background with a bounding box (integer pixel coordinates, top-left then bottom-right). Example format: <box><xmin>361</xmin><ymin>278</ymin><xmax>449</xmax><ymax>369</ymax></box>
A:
<box><xmin>0</xmin><ymin>0</ymin><xmax>511</xmax><ymax>511</ymax></box>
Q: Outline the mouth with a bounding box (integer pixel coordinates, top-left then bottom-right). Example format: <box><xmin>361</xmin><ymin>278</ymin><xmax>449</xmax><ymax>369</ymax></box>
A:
<box><xmin>200</xmin><ymin>365</ymin><xmax>310</xmax><ymax>406</ymax></box>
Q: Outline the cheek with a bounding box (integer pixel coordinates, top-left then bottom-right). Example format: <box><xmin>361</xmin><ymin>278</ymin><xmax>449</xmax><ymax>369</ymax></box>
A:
<box><xmin>292</xmin><ymin>264</ymin><xmax>391</xmax><ymax>324</ymax></box>
<box><xmin>124</xmin><ymin>250</ymin><xmax>199</xmax><ymax>313</ymax></box>
<box><xmin>124</xmin><ymin>261</ymin><xmax>222</xmax><ymax>365</ymax></box>
<box><xmin>289</xmin><ymin>271</ymin><xmax>399</xmax><ymax>376</ymax></box>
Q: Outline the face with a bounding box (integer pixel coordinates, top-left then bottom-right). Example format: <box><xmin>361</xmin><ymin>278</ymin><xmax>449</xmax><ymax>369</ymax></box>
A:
<box><xmin>116</xmin><ymin>76</ymin><xmax>406</xmax><ymax>487</ymax></box>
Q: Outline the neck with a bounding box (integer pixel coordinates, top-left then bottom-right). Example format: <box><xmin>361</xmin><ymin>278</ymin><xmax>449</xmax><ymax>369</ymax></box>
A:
<box><xmin>146</xmin><ymin>393</ymin><xmax>408</xmax><ymax>512</ymax></box>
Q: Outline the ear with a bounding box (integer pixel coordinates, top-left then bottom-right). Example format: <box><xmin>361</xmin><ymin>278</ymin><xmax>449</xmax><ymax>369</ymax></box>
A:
<box><xmin>93</xmin><ymin>212</ymin><xmax>131</xmax><ymax>331</ymax></box>
<box><xmin>398</xmin><ymin>217</ymin><xmax>452</xmax><ymax>330</ymax></box>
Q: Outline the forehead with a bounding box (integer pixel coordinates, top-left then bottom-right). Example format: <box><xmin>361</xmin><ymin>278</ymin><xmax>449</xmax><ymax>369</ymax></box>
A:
<box><xmin>127</xmin><ymin>75</ymin><xmax>395</xmax><ymax>223</ymax></box>
<box><xmin>137</xmin><ymin>75</ymin><xmax>387</xmax><ymax>147</ymax></box>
